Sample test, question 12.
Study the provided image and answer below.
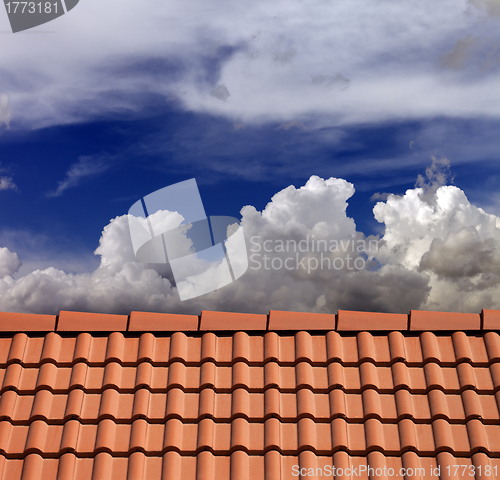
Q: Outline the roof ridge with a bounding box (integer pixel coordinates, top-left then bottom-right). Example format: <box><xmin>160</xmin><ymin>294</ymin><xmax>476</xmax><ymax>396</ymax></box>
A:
<box><xmin>0</xmin><ymin>308</ymin><xmax>498</xmax><ymax>333</ymax></box>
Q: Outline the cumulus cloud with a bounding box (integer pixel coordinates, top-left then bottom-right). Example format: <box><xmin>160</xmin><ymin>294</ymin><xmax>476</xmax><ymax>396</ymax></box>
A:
<box><xmin>47</xmin><ymin>155</ymin><xmax>114</xmax><ymax>197</ymax></box>
<box><xmin>373</xmin><ymin>182</ymin><xmax>500</xmax><ymax>312</ymax></box>
<box><xmin>0</xmin><ymin>0</ymin><xmax>499</xmax><ymax>130</ymax></box>
<box><xmin>1</xmin><ymin>162</ymin><xmax>498</xmax><ymax>315</ymax></box>
<box><xmin>0</xmin><ymin>248</ymin><xmax>21</xmax><ymax>279</ymax></box>
<box><xmin>420</xmin><ymin>229</ymin><xmax>500</xmax><ymax>281</ymax></box>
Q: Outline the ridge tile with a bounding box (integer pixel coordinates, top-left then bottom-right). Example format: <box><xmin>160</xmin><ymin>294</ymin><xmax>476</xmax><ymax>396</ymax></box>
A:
<box><xmin>482</xmin><ymin>309</ymin><xmax>500</xmax><ymax>331</ymax></box>
<box><xmin>268</xmin><ymin>310</ymin><xmax>335</xmax><ymax>331</ymax></box>
<box><xmin>129</xmin><ymin>311</ymin><xmax>198</xmax><ymax>331</ymax></box>
<box><xmin>57</xmin><ymin>311</ymin><xmax>128</xmax><ymax>332</ymax></box>
<box><xmin>410</xmin><ymin>310</ymin><xmax>481</xmax><ymax>331</ymax></box>
<box><xmin>337</xmin><ymin>310</ymin><xmax>407</xmax><ymax>331</ymax></box>
<box><xmin>0</xmin><ymin>311</ymin><xmax>499</xmax><ymax>480</ymax></box>
<box><xmin>200</xmin><ymin>311</ymin><xmax>267</xmax><ymax>331</ymax></box>
<box><xmin>0</xmin><ymin>312</ymin><xmax>56</xmax><ymax>332</ymax></box>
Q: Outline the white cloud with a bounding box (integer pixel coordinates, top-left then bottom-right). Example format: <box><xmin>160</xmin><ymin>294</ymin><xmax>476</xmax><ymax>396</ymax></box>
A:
<box><xmin>1</xmin><ymin>168</ymin><xmax>498</xmax><ymax>315</ymax></box>
<box><xmin>0</xmin><ymin>228</ymin><xmax>99</xmax><ymax>279</ymax></box>
<box><xmin>47</xmin><ymin>155</ymin><xmax>114</xmax><ymax>197</ymax></box>
<box><xmin>373</xmin><ymin>183</ymin><xmax>500</xmax><ymax>312</ymax></box>
<box><xmin>0</xmin><ymin>0</ymin><xmax>499</xmax><ymax>130</ymax></box>
<box><xmin>0</xmin><ymin>176</ymin><xmax>17</xmax><ymax>191</ymax></box>
<box><xmin>0</xmin><ymin>248</ymin><xmax>21</xmax><ymax>279</ymax></box>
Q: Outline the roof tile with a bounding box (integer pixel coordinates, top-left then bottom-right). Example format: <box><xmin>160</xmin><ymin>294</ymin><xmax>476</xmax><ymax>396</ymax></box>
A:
<box><xmin>200</xmin><ymin>311</ymin><xmax>267</xmax><ymax>331</ymax></box>
<box><xmin>129</xmin><ymin>311</ymin><xmax>199</xmax><ymax>331</ymax></box>
<box><xmin>57</xmin><ymin>311</ymin><xmax>128</xmax><ymax>332</ymax></box>
<box><xmin>268</xmin><ymin>310</ymin><xmax>335</xmax><ymax>331</ymax></box>
<box><xmin>337</xmin><ymin>310</ymin><xmax>408</xmax><ymax>331</ymax></box>
<box><xmin>482</xmin><ymin>309</ymin><xmax>500</xmax><ymax>330</ymax></box>
<box><xmin>0</xmin><ymin>312</ymin><xmax>56</xmax><ymax>332</ymax></box>
<box><xmin>410</xmin><ymin>310</ymin><xmax>481</xmax><ymax>331</ymax></box>
<box><xmin>0</xmin><ymin>309</ymin><xmax>499</xmax><ymax>479</ymax></box>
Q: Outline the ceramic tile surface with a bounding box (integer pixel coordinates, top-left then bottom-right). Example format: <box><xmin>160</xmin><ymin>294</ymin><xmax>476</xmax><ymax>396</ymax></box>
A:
<box><xmin>0</xmin><ymin>309</ymin><xmax>499</xmax><ymax>479</ymax></box>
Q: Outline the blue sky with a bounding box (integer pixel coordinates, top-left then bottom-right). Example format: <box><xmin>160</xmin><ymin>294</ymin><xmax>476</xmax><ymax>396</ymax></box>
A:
<box><xmin>0</xmin><ymin>0</ymin><xmax>499</xmax><ymax>314</ymax></box>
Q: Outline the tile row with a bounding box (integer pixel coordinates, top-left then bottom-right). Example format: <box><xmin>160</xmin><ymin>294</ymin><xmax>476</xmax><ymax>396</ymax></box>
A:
<box><xmin>1</xmin><ymin>331</ymin><xmax>500</xmax><ymax>367</ymax></box>
<box><xmin>1</xmin><ymin>388</ymin><xmax>499</xmax><ymax>424</ymax></box>
<box><xmin>1</xmin><ymin>451</ymin><xmax>499</xmax><ymax>480</ymax></box>
<box><xmin>1</xmin><ymin>361</ymin><xmax>500</xmax><ymax>395</ymax></box>
<box><xmin>2</xmin><ymin>360</ymin><xmax>500</xmax><ymax>395</ymax></box>
<box><xmin>2</xmin><ymin>308</ymin><xmax>500</xmax><ymax>333</ymax></box>
<box><xmin>1</xmin><ymin>417</ymin><xmax>500</xmax><ymax>457</ymax></box>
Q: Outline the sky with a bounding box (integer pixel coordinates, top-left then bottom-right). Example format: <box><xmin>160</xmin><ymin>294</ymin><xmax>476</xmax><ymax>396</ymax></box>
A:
<box><xmin>0</xmin><ymin>0</ymin><xmax>499</xmax><ymax>315</ymax></box>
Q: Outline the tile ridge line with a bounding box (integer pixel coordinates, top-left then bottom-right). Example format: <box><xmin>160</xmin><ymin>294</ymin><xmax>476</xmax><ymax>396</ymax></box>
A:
<box><xmin>0</xmin><ymin>309</ymin><xmax>497</xmax><ymax>333</ymax></box>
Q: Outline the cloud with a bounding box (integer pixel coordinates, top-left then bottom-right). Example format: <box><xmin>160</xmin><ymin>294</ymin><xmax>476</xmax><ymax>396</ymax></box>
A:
<box><xmin>47</xmin><ymin>154</ymin><xmax>114</xmax><ymax>197</ymax></box>
<box><xmin>370</xmin><ymin>192</ymin><xmax>391</xmax><ymax>202</ymax></box>
<box><xmin>1</xmin><ymin>161</ymin><xmax>498</xmax><ymax>315</ymax></box>
<box><xmin>0</xmin><ymin>94</ymin><xmax>11</xmax><ymax>127</ymax></box>
<box><xmin>0</xmin><ymin>228</ymin><xmax>100</xmax><ymax>279</ymax></box>
<box><xmin>0</xmin><ymin>248</ymin><xmax>21</xmax><ymax>279</ymax></box>
<box><xmin>0</xmin><ymin>0</ymin><xmax>499</xmax><ymax>130</ymax></box>
<box><xmin>373</xmin><ymin>181</ymin><xmax>500</xmax><ymax>312</ymax></box>
<box><xmin>415</xmin><ymin>155</ymin><xmax>454</xmax><ymax>202</ymax></box>
<box><xmin>0</xmin><ymin>176</ymin><xmax>18</xmax><ymax>191</ymax></box>
<box><xmin>420</xmin><ymin>228</ymin><xmax>500</xmax><ymax>281</ymax></box>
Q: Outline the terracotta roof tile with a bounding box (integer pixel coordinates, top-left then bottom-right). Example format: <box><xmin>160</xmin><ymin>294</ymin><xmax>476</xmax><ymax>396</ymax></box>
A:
<box><xmin>57</xmin><ymin>311</ymin><xmax>128</xmax><ymax>332</ymax></box>
<box><xmin>483</xmin><ymin>308</ymin><xmax>500</xmax><ymax>330</ymax></box>
<box><xmin>410</xmin><ymin>310</ymin><xmax>481</xmax><ymax>331</ymax></box>
<box><xmin>268</xmin><ymin>310</ymin><xmax>335</xmax><ymax>330</ymax></box>
<box><xmin>0</xmin><ymin>308</ymin><xmax>499</xmax><ymax>479</ymax></box>
<box><xmin>337</xmin><ymin>310</ymin><xmax>407</xmax><ymax>331</ymax></box>
<box><xmin>129</xmin><ymin>311</ymin><xmax>198</xmax><ymax>331</ymax></box>
<box><xmin>200</xmin><ymin>311</ymin><xmax>267</xmax><ymax>331</ymax></box>
<box><xmin>0</xmin><ymin>312</ymin><xmax>56</xmax><ymax>332</ymax></box>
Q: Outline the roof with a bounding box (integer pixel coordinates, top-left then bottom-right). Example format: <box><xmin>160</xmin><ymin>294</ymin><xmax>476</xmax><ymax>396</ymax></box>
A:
<box><xmin>0</xmin><ymin>308</ymin><xmax>499</xmax><ymax>480</ymax></box>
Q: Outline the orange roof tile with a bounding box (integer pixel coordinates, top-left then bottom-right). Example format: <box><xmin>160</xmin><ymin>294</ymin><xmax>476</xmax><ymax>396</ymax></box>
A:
<box><xmin>0</xmin><ymin>308</ymin><xmax>499</xmax><ymax>479</ymax></box>
<box><xmin>268</xmin><ymin>310</ymin><xmax>335</xmax><ymax>330</ymax></box>
<box><xmin>483</xmin><ymin>309</ymin><xmax>500</xmax><ymax>331</ymax></box>
<box><xmin>57</xmin><ymin>311</ymin><xmax>128</xmax><ymax>332</ymax></box>
<box><xmin>200</xmin><ymin>311</ymin><xmax>267</xmax><ymax>331</ymax></box>
<box><xmin>0</xmin><ymin>312</ymin><xmax>56</xmax><ymax>332</ymax></box>
<box><xmin>337</xmin><ymin>310</ymin><xmax>407</xmax><ymax>331</ymax></box>
<box><xmin>410</xmin><ymin>310</ymin><xmax>481</xmax><ymax>331</ymax></box>
<box><xmin>129</xmin><ymin>311</ymin><xmax>198</xmax><ymax>331</ymax></box>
